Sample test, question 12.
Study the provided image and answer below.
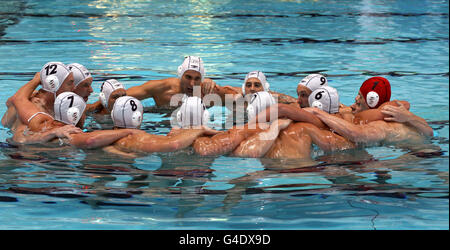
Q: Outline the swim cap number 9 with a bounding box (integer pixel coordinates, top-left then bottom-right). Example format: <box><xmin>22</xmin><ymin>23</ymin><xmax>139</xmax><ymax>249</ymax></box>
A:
<box><xmin>320</xmin><ymin>77</ymin><xmax>326</xmax><ymax>85</ymax></box>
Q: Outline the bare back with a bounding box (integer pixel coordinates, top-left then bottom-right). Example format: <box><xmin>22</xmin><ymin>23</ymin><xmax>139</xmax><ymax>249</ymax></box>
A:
<box><xmin>375</xmin><ymin>120</ymin><xmax>426</xmax><ymax>145</ymax></box>
<box><xmin>265</xmin><ymin>123</ymin><xmax>313</xmax><ymax>159</ymax></box>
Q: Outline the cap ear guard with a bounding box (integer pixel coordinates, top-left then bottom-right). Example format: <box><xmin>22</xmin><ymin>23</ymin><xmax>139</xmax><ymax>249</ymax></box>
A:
<box><xmin>177</xmin><ymin>65</ymin><xmax>184</xmax><ymax>79</ymax></box>
<box><xmin>366</xmin><ymin>91</ymin><xmax>380</xmax><ymax>108</ymax></box>
<box><xmin>311</xmin><ymin>100</ymin><xmax>323</xmax><ymax>110</ymax></box>
<box><xmin>246</xmin><ymin>92</ymin><xmax>258</xmax><ymax>119</ymax></box>
<box><xmin>130</xmin><ymin>111</ymin><xmax>142</xmax><ymax>128</ymax></box>
<box><xmin>246</xmin><ymin>104</ymin><xmax>255</xmax><ymax>120</ymax></box>
<box><xmin>176</xmin><ymin>109</ymin><xmax>183</xmax><ymax>126</ymax></box>
<box><xmin>45</xmin><ymin>75</ymin><xmax>60</xmax><ymax>92</ymax></box>
<box><xmin>66</xmin><ymin>106</ymin><xmax>81</xmax><ymax>125</ymax></box>
<box><xmin>202</xmin><ymin>107</ymin><xmax>210</xmax><ymax>126</ymax></box>
<box><xmin>99</xmin><ymin>92</ymin><xmax>108</xmax><ymax>109</ymax></box>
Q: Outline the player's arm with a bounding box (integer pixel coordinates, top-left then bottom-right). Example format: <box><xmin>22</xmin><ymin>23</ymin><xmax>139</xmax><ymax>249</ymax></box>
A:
<box><xmin>85</xmin><ymin>101</ymin><xmax>103</xmax><ymax>113</ymax></box>
<box><xmin>298</xmin><ymin>122</ymin><xmax>355</xmax><ymax>151</ymax></box>
<box><xmin>68</xmin><ymin>129</ymin><xmax>137</xmax><ymax>149</ymax></box>
<box><xmin>201</xmin><ymin>78</ymin><xmax>219</xmax><ymax>95</ymax></box>
<box><xmin>140</xmin><ymin>128</ymin><xmax>215</xmax><ymax>153</ymax></box>
<box><xmin>269</xmin><ymin>91</ymin><xmax>298</xmax><ymax>105</ymax></box>
<box><xmin>313</xmin><ymin>108</ymin><xmax>388</xmax><ymax>144</ymax></box>
<box><xmin>12</xmin><ymin>125</ymin><xmax>82</xmax><ymax>144</ymax></box>
<box><xmin>193</xmin><ymin>124</ymin><xmax>264</xmax><ymax>156</ymax></box>
<box><xmin>249</xmin><ymin>103</ymin><xmax>327</xmax><ymax>129</ymax></box>
<box><xmin>207</xmin><ymin>85</ymin><xmax>242</xmax><ymax>105</ymax></box>
<box><xmin>354</xmin><ymin>100</ymin><xmax>410</xmax><ymax>124</ymax></box>
<box><xmin>10</xmin><ymin>73</ymin><xmax>54</xmax><ymax>132</ymax></box>
<box><xmin>1</xmin><ymin>102</ymin><xmax>17</xmax><ymax>128</ymax></box>
<box><xmin>126</xmin><ymin>78</ymin><xmax>172</xmax><ymax>101</ymax></box>
<box><xmin>380</xmin><ymin>101</ymin><xmax>433</xmax><ymax>137</ymax></box>
<box><xmin>10</xmin><ymin>73</ymin><xmax>43</xmax><ymax>125</ymax></box>
<box><xmin>232</xmin><ymin>119</ymin><xmax>292</xmax><ymax>158</ymax></box>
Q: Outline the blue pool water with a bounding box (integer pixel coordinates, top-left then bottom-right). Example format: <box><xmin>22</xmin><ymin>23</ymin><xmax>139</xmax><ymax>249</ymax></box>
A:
<box><xmin>0</xmin><ymin>0</ymin><xmax>448</xmax><ymax>230</ymax></box>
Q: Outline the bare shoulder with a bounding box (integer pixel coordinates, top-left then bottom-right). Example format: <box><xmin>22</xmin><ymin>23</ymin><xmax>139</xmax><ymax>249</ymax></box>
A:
<box><xmin>157</xmin><ymin>77</ymin><xmax>179</xmax><ymax>88</ymax></box>
<box><xmin>354</xmin><ymin>109</ymin><xmax>385</xmax><ymax>124</ymax></box>
<box><xmin>136</xmin><ymin>77</ymin><xmax>179</xmax><ymax>92</ymax></box>
<box><xmin>28</xmin><ymin>114</ymin><xmax>54</xmax><ymax>132</ymax></box>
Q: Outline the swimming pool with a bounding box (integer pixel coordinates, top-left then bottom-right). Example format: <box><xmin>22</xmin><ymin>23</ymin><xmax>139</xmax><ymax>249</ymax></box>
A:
<box><xmin>0</xmin><ymin>0</ymin><xmax>448</xmax><ymax>230</ymax></box>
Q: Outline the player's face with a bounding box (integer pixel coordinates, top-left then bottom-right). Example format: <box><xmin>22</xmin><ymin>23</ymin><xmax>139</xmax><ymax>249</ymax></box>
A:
<box><xmin>297</xmin><ymin>85</ymin><xmax>312</xmax><ymax>108</ymax></box>
<box><xmin>73</xmin><ymin>77</ymin><xmax>93</xmax><ymax>102</ymax></box>
<box><xmin>351</xmin><ymin>91</ymin><xmax>370</xmax><ymax>114</ymax></box>
<box><xmin>181</xmin><ymin>70</ymin><xmax>202</xmax><ymax>96</ymax></box>
<box><xmin>245</xmin><ymin>78</ymin><xmax>264</xmax><ymax>94</ymax></box>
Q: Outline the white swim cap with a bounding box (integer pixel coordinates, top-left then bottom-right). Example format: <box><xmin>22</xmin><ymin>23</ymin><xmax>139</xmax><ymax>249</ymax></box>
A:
<box><xmin>99</xmin><ymin>79</ymin><xmax>125</xmax><ymax>109</ymax></box>
<box><xmin>176</xmin><ymin>96</ymin><xmax>210</xmax><ymax>128</ymax></box>
<box><xmin>298</xmin><ymin>74</ymin><xmax>328</xmax><ymax>92</ymax></box>
<box><xmin>246</xmin><ymin>91</ymin><xmax>276</xmax><ymax>120</ymax></box>
<box><xmin>242</xmin><ymin>71</ymin><xmax>270</xmax><ymax>95</ymax></box>
<box><xmin>111</xmin><ymin>96</ymin><xmax>143</xmax><ymax>129</ymax></box>
<box><xmin>308</xmin><ymin>86</ymin><xmax>340</xmax><ymax>114</ymax></box>
<box><xmin>40</xmin><ymin>62</ymin><xmax>71</xmax><ymax>93</ymax></box>
<box><xmin>68</xmin><ymin>63</ymin><xmax>92</xmax><ymax>87</ymax></box>
<box><xmin>54</xmin><ymin>92</ymin><xmax>86</xmax><ymax>126</ymax></box>
<box><xmin>177</xmin><ymin>56</ymin><xmax>205</xmax><ymax>82</ymax></box>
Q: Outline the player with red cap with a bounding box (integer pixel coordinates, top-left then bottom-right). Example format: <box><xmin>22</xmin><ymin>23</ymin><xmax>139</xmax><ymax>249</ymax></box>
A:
<box><xmin>310</xmin><ymin>76</ymin><xmax>433</xmax><ymax>148</ymax></box>
<box><xmin>351</xmin><ymin>76</ymin><xmax>392</xmax><ymax>113</ymax></box>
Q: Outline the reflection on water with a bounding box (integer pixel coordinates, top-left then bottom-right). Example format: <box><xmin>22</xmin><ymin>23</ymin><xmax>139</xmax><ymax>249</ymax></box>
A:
<box><xmin>0</xmin><ymin>128</ymin><xmax>447</xmax><ymax>229</ymax></box>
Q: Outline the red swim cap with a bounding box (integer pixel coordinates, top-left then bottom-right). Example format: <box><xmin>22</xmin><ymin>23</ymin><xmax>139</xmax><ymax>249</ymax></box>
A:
<box><xmin>359</xmin><ymin>77</ymin><xmax>391</xmax><ymax>109</ymax></box>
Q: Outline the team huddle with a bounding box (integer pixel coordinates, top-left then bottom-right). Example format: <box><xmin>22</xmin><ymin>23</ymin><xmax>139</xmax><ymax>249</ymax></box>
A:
<box><xmin>2</xmin><ymin>56</ymin><xmax>434</xmax><ymax>159</ymax></box>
